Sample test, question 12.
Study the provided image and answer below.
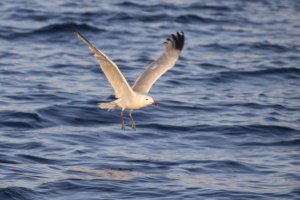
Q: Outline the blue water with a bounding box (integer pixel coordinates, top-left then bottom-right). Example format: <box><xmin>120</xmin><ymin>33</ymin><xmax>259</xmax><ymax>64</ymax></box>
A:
<box><xmin>1</xmin><ymin>0</ymin><xmax>300</xmax><ymax>199</ymax></box>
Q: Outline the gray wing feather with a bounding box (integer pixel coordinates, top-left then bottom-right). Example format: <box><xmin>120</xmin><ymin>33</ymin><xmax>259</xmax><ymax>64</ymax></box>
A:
<box><xmin>72</xmin><ymin>27</ymin><xmax>134</xmax><ymax>98</ymax></box>
<box><xmin>132</xmin><ymin>32</ymin><xmax>184</xmax><ymax>94</ymax></box>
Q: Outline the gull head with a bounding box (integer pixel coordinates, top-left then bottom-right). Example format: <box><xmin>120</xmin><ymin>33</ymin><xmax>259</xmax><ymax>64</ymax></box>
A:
<box><xmin>144</xmin><ymin>95</ymin><xmax>158</xmax><ymax>107</ymax></box>
<box><xmin>138</xmin><ymin>94</ymin><xmax>158</xmax><ymax>107</ymax></box>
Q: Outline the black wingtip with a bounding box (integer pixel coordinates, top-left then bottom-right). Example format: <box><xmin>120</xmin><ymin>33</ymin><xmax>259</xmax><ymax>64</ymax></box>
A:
<box><xmin>71</xmin><ymin>25</ymin><xmax>79</xmax><ymax>34</ymax></box>
<box><xmin>167</xmin><ymin>32</ymin><xmax>184</xmax><ymax>51</ymax></box>
<box><xmin>176</xmin><ymin>32</ymin><xmax>184</xmax><ymax>51</ymax></box>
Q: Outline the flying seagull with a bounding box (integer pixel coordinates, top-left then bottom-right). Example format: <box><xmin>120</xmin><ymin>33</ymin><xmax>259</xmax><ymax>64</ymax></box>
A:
<box><xmin>72</xmin><ymin>27</ymin><xmax>184</xmax><ymax>130</ymax></box>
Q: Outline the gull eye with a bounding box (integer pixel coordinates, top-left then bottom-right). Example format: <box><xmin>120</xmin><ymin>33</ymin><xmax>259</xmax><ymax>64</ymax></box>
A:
<box><xmin>146</xmin><ymin>98</ymin><xmax>148</xmax><ymax>101</ymax></box>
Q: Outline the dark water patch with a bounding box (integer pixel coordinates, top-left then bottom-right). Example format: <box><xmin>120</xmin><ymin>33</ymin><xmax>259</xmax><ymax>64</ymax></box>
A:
<box><xmin>0</xmin><ymin>111</ymin><xmax>53</xmax><ymax>131</ymax></box>
<box><xmin>165</xmin><ymin>78</ymin><xmax>188</xmax><ymax>87</ymax></box>
<box><xmin>204</xmin><ymin>42</ymin><xmax>299</xmax><ymax>54</ymax></box>
<box><xmin>108</xmin><ymin>12</ymin><xmax>171</xmax><ymax>23</ymax></box>
<box><xmin>175</xmin><ymin>14</ymin><xmax>226</xmax><ymax>24</ymax></box>
<box><xmin>37</xmin><ymin>180</ymin><xmax>86</xmax><ymax>196</ymax></box>
<box><xmin>59</xmin><ymin>2</ymin><xmax>78</xmax><ymax>7</ymax></box>
<box><xmin>1</xmin><ymin>69</ymin><xmax>25</xmax><ymax>77</ymax></box>
<box><xmin>222</xmin><ymin>125</ymin><xmax>298</xmax><ymax>137</ymax></box>
<box><xmin>36</xmin><ymin>178</ymin><xmax>180</xmax><ymax>200</ymax></box>
<box><xmin>1</xmin><ymin>4</ymin><xmax>43</xmax><ymax>18</ymax></box>
<box><xmin>239</xmin><ymin>67</ymin><xmax>300</xmax><ymax>79</ymax></box>
<box><xmin>71</xmin><ymin>10</ymin><xmax>112</xmax><ymax>21</ymax></box>
<box><xmin>7</xmin><ymin>8</ymin><xmax>54</xmax><ymax>22</ymax></box>
<box><xmin>1</xmin><ymin>141</ymin><xmax>44</xmax><ymax>151</ymax></box>
<box><xmin>289</xmin><ymin>188</ymin><xmax>300</xmax><ymax>199</ymax></box>
<box><xmin>1</xmin><ymin>23</ymin><xmax>104</xmax><ymax>40</ymax></box>
<box><xmin>138</xmin><ymin>14</ymin><xmax>172</xmax><ymax>23</ymax></box>
<box><xmin>69</xmin><ymin>23</ymin><xmax>106</xmax><ymax>33</ymax></box>
<box><xmin>208</xmin><ymin>67</ymin><xmax>300</xmax><ymax>83</ymax></box>
<box><xmin>185</xmin><ymin>160</ymin><xmax>268</xmax><ymax>174</ymax></box>
<box><xmin>0</xmin><ymin>51</ymin><xmax>21</xmax><ymax>60</ymax></box>
<box><xmin>141</xmin><ymin>123</ymin><xmax>194</xmax><ymax>133</ymax></box>
<box><xmin>17</xmin><ymin>154</ymin><xmax>61</xmax><ymax>165</ymax></box>
<box><xmin>161</xmin><ymin>101</ymin><xmax>222</xmax><ymax>113</ymax></box>
<box><xmin>208</xmin><ymin>70</ymin><xmax>240</xmax><ymax>83</ymax></box>
<box><xmin>3</xmin><ymin>94</ymin><xmax>34</xmax><ymax>101</ymax></box>
<box><xmin>108</xmin><ymin>12</ymin><xmax>137</xmax><ymax>22</ymax></box>
<box><xmin>184</xmin><ymin>3</ymin><xmax>232</xmax><ymax>11</ymax></box>
<box><xmin>32</xmin><ymin>23</ymin><xmax>103</xmax><ymax>35</ymax></box>
<box><xmin>241</xmin><ymin>139</ymin><xmax>300</xmax><ymax>147</ymax></box>
<box><xmin>141</xmin><ymin>123</ymin><xmax>227</xmax><ymax>136</ymax></box>
<box><xmin>47</xmin><ymin>63</ymin><xmax>83</xmax><ymax>71</ymax></box>
<box><xmin>7</xmin><ymin>92</ymin><xmax>69</xmax><ymax>102</ymax></box>
<box><xmin>203</xmin><ymin>43</ymin><xmax>237</xmax><ymax>52</ymax></box>
<box><xmin>36</xmin><ymin>102</ymin><xmax>115</xmax><ymax>128</ymax></box>
<box><xmin>0</xmin><ymin>154</ymin><xmax>19</xmax><ymax>164</ymax></box>
<box><xmin>200</xmin><ymin>63</ymin><xmax>228</xmax><ymax>70</ymax></box>
<box><xmin>280</xmin><ymin>173</ymin><xmax>300</xmax><ymax>182</ymax></box>
<box><xmin>26</xmin><ymin>69</ymin><xmax>67</xmax><ymax>77</ymax></box>
<box><xmin>117</xmin><ymin>1</ymin><xmax>178</xmax><ymax>11</ymax></box>
<box><xmin>29</xmin><ymin>93</ymin><xmax>70</xmax><ymax>102</ymax></box>
<box><xmin>220</xmin><ymin>102</ymin><xmax>297</xmax><ymax>112</ymax></box>
<box><xmin>247</xmin><ymin>41</ymin><xmax>299</xmax><ymax>53</ymax></box>
<box><xmin>127</xmin><ymin>158</ymin><xmax>180</xmax><ymax>168</ymax></box>
<box><xmin>60</xmin><ymin>131</ymin><xmax>115</xmax><ymax>148</ymax></box>
<box><xmin>0</xmin><ymin>187</ymin><xmax>44</xmax><ymax>200</ymax></box>
<box><xmin>222</xmin><ymin>102</ymin><xmax>269</xmax><ymax>110</ymax></box>
<box><xmin>193</xmin><ymin>190</ymin><xmax>287</xmax><ymax>200</ymax></box>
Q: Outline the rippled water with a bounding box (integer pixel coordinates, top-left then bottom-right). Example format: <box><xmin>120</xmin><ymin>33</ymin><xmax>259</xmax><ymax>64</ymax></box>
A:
<box><xmin>1</xmin><ymin>0</ymin><xmax>300</xmax><ymax>199</ymax></box>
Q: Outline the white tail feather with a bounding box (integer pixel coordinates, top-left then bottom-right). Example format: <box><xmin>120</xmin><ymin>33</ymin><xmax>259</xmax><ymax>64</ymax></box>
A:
<box><xmin>98</xmin><ymin>102</ymin><xmax>117</xmax><ymax>111</ymax></box>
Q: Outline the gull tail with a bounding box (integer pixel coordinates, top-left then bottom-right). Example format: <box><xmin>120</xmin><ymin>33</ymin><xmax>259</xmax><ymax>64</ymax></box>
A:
<box><xmin>98</xmin><ymin>102</ymin><xmax>117</xmax><ymax>111</ymax></box>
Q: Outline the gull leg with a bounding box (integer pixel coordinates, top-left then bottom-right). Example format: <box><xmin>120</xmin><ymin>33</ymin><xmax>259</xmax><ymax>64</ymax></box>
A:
<box><xmin>121</xmin><ymin>109</ymin><xmax>125</xmax><ymax>130</ymax></box>
<box><xmin>129</xmin><ymin>110</ymin><xmax>136</xmax><ymax>131</ymax></box>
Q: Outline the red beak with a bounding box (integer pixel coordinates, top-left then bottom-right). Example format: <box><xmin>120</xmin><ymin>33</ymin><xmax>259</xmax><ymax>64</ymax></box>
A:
<box><xmin>152</xmin><ymin>102</ymin><xmax>158</xmax><ymax>106</ymax></box>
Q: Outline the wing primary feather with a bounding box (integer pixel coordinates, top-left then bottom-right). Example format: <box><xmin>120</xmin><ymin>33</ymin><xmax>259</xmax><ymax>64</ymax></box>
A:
<box><xmin>171</xmin><ymin>34</ymin><xmax>177</xmax><ymax>48</ymax></box>
<box><xmin>72</xmin><ymin>26</ymin><xmax>97</xmax><ymax>51</ymax></box>
<box><xmin>72</xmin><ymin>26</ymin><xmax>134</xmax><ymax>98</ymax></box>
<box><xmin>173</xmin><ymin>32</ymin><xmax>184</xmax><ymax>51</ymax></box>
<box><xmin>132</xmin><ymin>32</ymin><xmax>185</xmax><ymax>94</ymax></box>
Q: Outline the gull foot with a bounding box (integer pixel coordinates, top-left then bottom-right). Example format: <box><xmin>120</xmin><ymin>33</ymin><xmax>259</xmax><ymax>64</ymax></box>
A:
<box><xmin>121</xmin><ymin>121</ymin><xmax>125</xmax><ymax>130</ymax></box>
<box><xmin>131</xmin><ymin>122</ymin><xmax>136</xmax><ymax>131</ymax></box>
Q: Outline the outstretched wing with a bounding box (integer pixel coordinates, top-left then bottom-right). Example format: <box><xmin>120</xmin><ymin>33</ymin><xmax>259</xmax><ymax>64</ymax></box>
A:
<box><xmin>132</xmin><ymin>32</ymin><xmax>184</xmax><ymax>94</ymax></box>
<box><xmin>72</xmin><ymin>27</ymin><xmax>134</xmax><ymax>98</ymax></box>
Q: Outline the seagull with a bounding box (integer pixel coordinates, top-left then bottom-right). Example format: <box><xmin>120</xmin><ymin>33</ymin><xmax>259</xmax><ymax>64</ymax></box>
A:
<box><xmin>72</xmin><ymin>27</ymin><xmax>184</xmax><ymax>130</ymax></box>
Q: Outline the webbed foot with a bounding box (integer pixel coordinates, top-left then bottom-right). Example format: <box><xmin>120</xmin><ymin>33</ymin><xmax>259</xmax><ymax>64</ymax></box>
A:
<box><xmin>131</xmin><ymin>122</ymin><xmax>136</xmax><ymax>131</ymax></box>
<box><xmin>121</xmin><ymin>121</ymin><xmax>125</xmax><ymax>130</ymax></box>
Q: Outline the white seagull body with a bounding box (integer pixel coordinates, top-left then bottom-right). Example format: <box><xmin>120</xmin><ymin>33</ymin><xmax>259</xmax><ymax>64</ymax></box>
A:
<box><xmin>72</xmin><ymin>27</ymin><xmax>184</xmax><ymax>130</ymax></box>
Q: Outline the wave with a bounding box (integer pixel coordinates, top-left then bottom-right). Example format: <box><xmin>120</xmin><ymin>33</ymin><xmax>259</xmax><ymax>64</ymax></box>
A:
<box><xmin>184</xmin><ymin>3</ymin><xmax>232</xmax><ymax>11</ymax></box>
<box><xmin>200</xmin><ymin>63</ymin><xmax>228</xmax><ymax>70</ymax></box>
<box><xmin>238</xmin><ymin>67</ymin><xmax>300</xmax><ymax>78</ymax></box>
<box><xmin>175</xmin><ymin>14</ymin><xmax>228</xmax><ymax>24</ymax></box>
<box><xmin>107</xmin><ymin>12</ymin><xmax>171</xmax><ymax>23</ymax></box>
<box><xmin>0</xmin><ymin>111</ymin><xmax>53</xmax><ymax>130</ymax></box>
<box><xmin>241</xmin><ymin>139</ymin><xmax>300</xmax><ymax>147</ymax></box>
<box><xmin>0</xmin><ymin>187</ymin><xmax>43</xmax><ymax>200</ymax></box>
<box><xmin>0</xmin><ymin>23</ymin><xmax>104</xmax><ymax>39</ymax></box>
<box><xmin>181</xmin><ymin>124</ymin><xmax>299</xmax><ymax>136</ymax></box>
<box><xmin>203</xmin><ymin>42</ymin><xmax>299</xmax><ymax>53</ymax></box>
<box><xmin>117</xmin><ymin>2</ymin><xmax>232</xmax><ymax>12</ymax></box>
<box><xmin>242</xmin><ymin>41</ymin><xmax>299</xmax><ymax>53</ymax></box>
<box><xmin>207</xmin><ymin>67</ymin><xmax>300</xmax><ymax>83</ymax></box>
<box><xmin>117</xmin><ymin>1</ymin><xmax>179</xmax><ymax>11</ymax></box>
<box><xmin>0</xmin><ymin>104</ymin><xmax>103</xmax><ymax>131</ymax></box>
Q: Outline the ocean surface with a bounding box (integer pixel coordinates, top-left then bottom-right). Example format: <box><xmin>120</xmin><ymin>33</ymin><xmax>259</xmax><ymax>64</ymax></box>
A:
<box><xmin>1</xmin><ymin>0</ymin><xmax>300</xmax><ymax>199</ymax></box>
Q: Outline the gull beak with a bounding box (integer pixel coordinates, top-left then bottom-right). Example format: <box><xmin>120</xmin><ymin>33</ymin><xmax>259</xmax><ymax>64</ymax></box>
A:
<box><xmin>152</xmin><ymin>102</ymin><xmax>158</xmax><ymax>106</ymax></box>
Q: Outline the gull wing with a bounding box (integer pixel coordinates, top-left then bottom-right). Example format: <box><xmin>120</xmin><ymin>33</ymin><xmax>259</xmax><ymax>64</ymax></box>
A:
<box><xmin>132</xmin><ymin>32</ymin><xmax>184</xmax><ymax>94</ymax></box>
<box><xmin>72</xmin><ymin>27</ymin><xmax>134</xmax><ymax>98</ymax></box>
